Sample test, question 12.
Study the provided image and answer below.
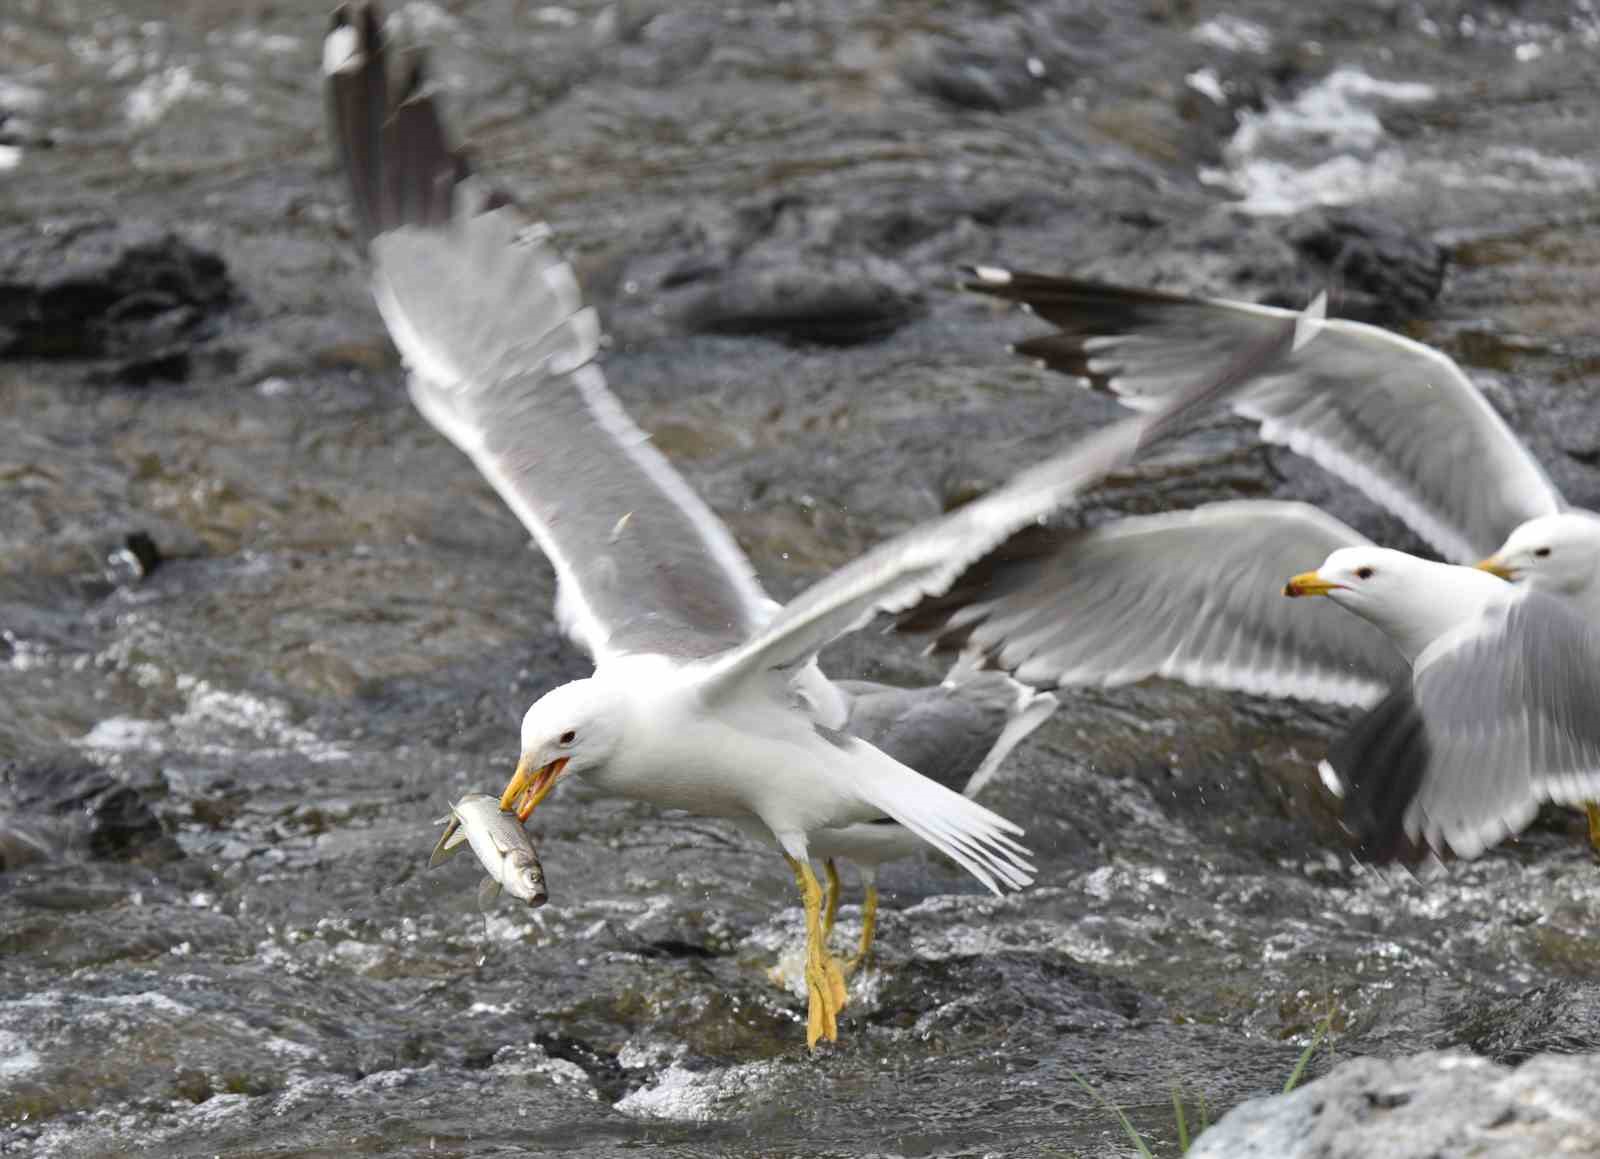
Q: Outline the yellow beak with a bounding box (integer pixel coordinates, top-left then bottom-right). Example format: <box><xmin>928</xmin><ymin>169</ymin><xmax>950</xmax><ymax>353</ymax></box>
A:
<box><xmin>1283</xmin><ymin>570</ymin><xmax>1342</xmax><ymax>598</ymax></box>
<box><xmin>500</xmin><ymin>754</ymin><xmax>569</xmax><ymax>822</ymax></box>
<box><xmin>1475</xmin><ymin>555</ymin><xmax>1516</xmax><ymax>580</ymax></box>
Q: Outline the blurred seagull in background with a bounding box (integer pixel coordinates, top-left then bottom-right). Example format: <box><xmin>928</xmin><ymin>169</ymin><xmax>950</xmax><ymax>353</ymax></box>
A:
<box><xmin>322</xmin><ymin>6</ymin><xmax>1308</xmax><ymax>1046</ymax></box>
<box><xmin>938</xmin><ymin>268</ymin><xmax>1600</xmax><ymax>858</ymax></box>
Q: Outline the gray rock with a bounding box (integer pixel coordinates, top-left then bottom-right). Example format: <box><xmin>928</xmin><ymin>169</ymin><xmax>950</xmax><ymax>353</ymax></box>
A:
<box><xmin>678</xmin><ymin>252</ymin><xmax>923</xmax><ymax>345</ymax></box>
<box><xmin>1444</xmin><ymin>982</ymin><xmax>1600</xmax><ymax>1064</ymax></box>
<box><xmin>1282</xmin><ymin>207</ymin><xmax>1447</xmax><ymax>325</ymax></box>
<box><xmin>1188</xmin><ymin>1051</ymin><xmax>1600</xmax><ymax>1159</ymax></box>
<box><xmin>0</xmin><ymin>760</ymin><xmax>180</xmax><ymax>868</ymax></box>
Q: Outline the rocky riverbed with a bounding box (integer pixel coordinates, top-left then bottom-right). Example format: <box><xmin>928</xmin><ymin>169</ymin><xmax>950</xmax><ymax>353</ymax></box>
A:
<box><xmin>4</xmin><ymin>0</ymin><xmax>1600</xmax><ymax>1155</ymax></box>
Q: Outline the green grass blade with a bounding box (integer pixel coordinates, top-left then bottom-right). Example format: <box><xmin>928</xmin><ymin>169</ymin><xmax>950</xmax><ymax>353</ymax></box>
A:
<box><xmin>1171</xmin><ymin>1086</ymin><xmax>1190</xmax><ymax>1153</ymax></box>
<box><xmin>1283</xmin><ymin>1012</ymin><xmax>1333</xmax><ymax>1094</ymax></box>
<box><xmin>1069</xmin><ymin>1070</ymin><xmax>1155</xmax><ymax>1159</ymax></box>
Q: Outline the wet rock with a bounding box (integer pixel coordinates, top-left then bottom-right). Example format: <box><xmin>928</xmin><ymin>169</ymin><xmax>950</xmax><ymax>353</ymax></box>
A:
<box><xmin>658</xmin><ymin>196</ymin><xmax>926</xmax><ymax>344</ymax></box>
<box><xmin>1282</xmin><ymin>208</ymin><xmax>1446</xmax><ymax>324</ymax></box>
<box><xmin>0</xmin><ymin>760</ymin><xmax>179</xmax><ymax>868</ymax></box>
<box><xmin>1187</xmin><ymin>1051</ymin><xmax>1600</xmax><ymax>1159</ymax></box>
<box><xmin>1064</xmin><ymin>204</ymin><xmax>1442</xmax><ymax>330</ymax></box>
<box><xmin>0</xmin><ymin>219</ymin><xmax>232</xmax><ymax>371</ymax></box>
<box><xmin>900</xmin><ymin>35</ymin><xmax>1052</xmax><ymax>113</ymax></box>
<box><xmin>897</xmin><ymin>6</ymin><xmax>1104</xmax><ymax>113</ymax></box>
<box><xmin>873</xmin><ymin>952</ymin><xmax>1161</xmax><ymax>1037</ymax></box>
<box><xmin>679</xmin><ymin>253</ymin><xmax>923</xmax><ymax>345</ymax></box>
<box><xmin>1444</xmin><ymin>982</ymin><xmax>1600</xmax><ymax>1064</ymax></box>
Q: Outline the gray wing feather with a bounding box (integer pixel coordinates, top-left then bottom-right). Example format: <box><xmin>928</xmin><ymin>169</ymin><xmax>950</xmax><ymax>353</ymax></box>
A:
<box><xmin>697</xmin><ymin>309</ymin><xmax>1306</xmax><ymax>697</ymax></box>
<box><xmin>1334</xmin><ymin>589</ymin><xmax>1600</xmax><ymax>860</ymax></box>
<box><xmin>836</xmin><ymin>673</ymin><xmax>1046</xmax><ymax>796</ymax></box>
<box><xmin>965</xmin><ymin>271</ymin><xmax>1564</xmax><ymax>562</ymax></box>
<box><xmin>326</xmin><ymin>7</ymin><xmax>770</xmax><ymax>662</ymax></box>
<box><xmin>907</xmin><ymin>501</ymin><xmax>1408</xmax><ymax>707</ymax></box>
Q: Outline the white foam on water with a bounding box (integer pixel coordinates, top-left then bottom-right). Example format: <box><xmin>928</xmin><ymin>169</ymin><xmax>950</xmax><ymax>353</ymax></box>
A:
<box><xmin>396</xmin><ymin>1</ymin><xmax>460</xmax><ymax>36</ymax></box>
<box><xmin>0</xmin><ymin>78</ymin><xmax>45</xmax><ymax>112</ymax></box>
<box><xmin>1190</xmin><ymin>15</ymin><xmax>1271</xmax><ymax>55</ymax></box>
<box><xmin>0</xmin><ymin>1029</ymin><xmax>41</xmax><ymax>1077</ymax></box>
<box><xmin>1204</xmin><ymin>65</ymin><xmax>1598</xmax><ymax>214</ymax></box>
<box><xmin>1202</xmin><ymin>67</ymin><xmax>1434</xmax><ymax>214</ymax></box>
<box><xmin>613</xmin><ymin>1060</ymin><xmax>783</xmax><ymax>1123</ymax></box>
<box><xmin>125</xmin><ymin>65</ymin><xmax>214</xmax><ymax>126</ymax></box>
<box><xmin>79</xmin><ymin>673</ymin><xmax>349</xmax><ymax>765</ymax></box>
<box><xmin>1186</xmin><ymin>67</ymin><xmax>1226</xmax><ymax>106</ymax></box>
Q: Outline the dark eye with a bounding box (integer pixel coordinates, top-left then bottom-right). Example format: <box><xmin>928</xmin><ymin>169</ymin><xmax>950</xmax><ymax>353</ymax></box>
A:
<box><xmin>1534</xmin><ymin>547</ymin><xmax>1551</xmax><ymax>558</ymax></box>
<box><xmin>1356</xmin><ymin>566</ymin><xmax>1375</xmax><ymax>580</ymax></box>
<box><xmin>559</xmin><ymin>729</ymin><xmax>576</xmax><ymax>746</ymax></box>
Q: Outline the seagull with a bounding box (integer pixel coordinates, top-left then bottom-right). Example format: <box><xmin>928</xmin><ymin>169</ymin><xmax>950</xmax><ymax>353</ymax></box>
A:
<box><xmin>960</xmin><ymin>267</ymin><xmax>1600</xmax><ymax>850</ymax></box>
<box><xmin>322</xmin><ymin>5</ymin><xmax>1306</xmax><ymax>1047</ymax></box>
<box><xmin>1283</xmin><ymin>548</ymin><xmax>1600</xmax><ymax>861</ymax></box>
<box><xmin>901</xmin><ymin>499</ymin><xmax>1600</xmax><ymax>861</ymax></box>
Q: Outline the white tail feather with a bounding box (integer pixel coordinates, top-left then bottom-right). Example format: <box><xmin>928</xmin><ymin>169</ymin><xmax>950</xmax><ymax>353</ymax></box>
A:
<box><xmin>832</xmin><ymin>737</ymin><xmax>1035</xmax><ymax>895</ymax></box>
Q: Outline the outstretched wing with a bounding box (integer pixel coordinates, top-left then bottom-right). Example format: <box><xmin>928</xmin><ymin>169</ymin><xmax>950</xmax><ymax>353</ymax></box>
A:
<box><xmin>324</xmin><ymin>5</ymin><xmax>772</xmax><ymax>663</ymax></box>
<box><xmin>898</xmin><ymin>500</ymin><xmax>1408</xmax><ymax>708</ymax></box>
<box><xmin>965</xmin><ymin>269</ymin><xmax>1564</xmax><ymax>563</ymax></box>
<box><xmin>1329</xmin><ymin>588</ymin><xmax>1600</xmax><ymax>861</ymax></box>
<box><xmin>697</xmin><ymin>298</ymin><xmax>1313</xmax><ymax>697</ymax></box>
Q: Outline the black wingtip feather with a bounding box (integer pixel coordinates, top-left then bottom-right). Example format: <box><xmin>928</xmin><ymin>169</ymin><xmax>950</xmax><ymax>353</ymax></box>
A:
<box><xmin>1329</xmin><ymin>685</ymin><xmax>1433</xmax><ymax>863</ymax></box>
<box><xmin>961</xmin><ymin>270</ymin><xmax>1241</xmax><ymax>399</ymax></box>
<box><xmin>325</xmin><ymin>1</ymin><xmax>480</xmax><ymax>247</ymax></box>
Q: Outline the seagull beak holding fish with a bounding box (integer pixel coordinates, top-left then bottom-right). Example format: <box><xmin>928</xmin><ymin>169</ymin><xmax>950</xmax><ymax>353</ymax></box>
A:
<box><xmin>501</xmin><ymin>755</ymin><xmax>569</xmax><ymax>821</ymax></box>
<box><xmin>1282</xmin><ymin>570</ymin><xmax>1344</xmax><ymax>598</ymax></box>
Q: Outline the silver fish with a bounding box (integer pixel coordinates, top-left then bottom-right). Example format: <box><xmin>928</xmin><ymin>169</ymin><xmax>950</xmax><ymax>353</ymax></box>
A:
<box><xmin>428</xmin><ymin>793</ymin><xmax>548</xmax><ymax>908</ymax></box>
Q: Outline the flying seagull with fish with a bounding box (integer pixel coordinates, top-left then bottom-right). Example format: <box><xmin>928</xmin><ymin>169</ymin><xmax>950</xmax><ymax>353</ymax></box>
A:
<box><xmin>322</xmin><ymin>4</ymin><xmax>1306</xmax><ymax>1047</ymax></box>
<box><xmin>929</xmin><ymin>267</ymin><xmax>1600</xmax><ymax>856</ymax></box>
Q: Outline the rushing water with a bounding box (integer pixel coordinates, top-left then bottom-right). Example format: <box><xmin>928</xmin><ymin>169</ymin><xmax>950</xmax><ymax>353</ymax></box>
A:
<box><xmin>4</xmin><ymin>0</ymin><xmax>1600</xmax><ymax>1155</ymax></box>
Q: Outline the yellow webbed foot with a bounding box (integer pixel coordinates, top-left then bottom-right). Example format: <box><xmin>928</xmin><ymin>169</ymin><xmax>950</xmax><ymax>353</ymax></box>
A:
<box><xmin>787</xmin><ymin>854</ymin><xmax>846</xmax><ymax>1049</ymax></box>
<box><xmin>843</xmin><ymin>883</ymin><xmax>879</xmax><ymax>976</ymax></box>
<box><xmin>822</xmin><ymin>859</ymin><xmax>841</xmax><ymax>941</ymax></box>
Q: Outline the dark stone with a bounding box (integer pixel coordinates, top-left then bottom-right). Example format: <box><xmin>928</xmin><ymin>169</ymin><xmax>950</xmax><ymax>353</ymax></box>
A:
<box><xmin>121</xmin><ymin>530</ymin><xmax>164</xmax><ymax>578</ymax></box>
<box><xmin>1071</xmin><ymin>208</ymin><xmax>1444</xmax><ymax>330</ymax></box>
<box><xmin>0</xmin><ymin>219</ymin><xmax>232</xmax><ymax>366</ymax></box>
<box><xmin>679</xmin><ymin>253</ymin><xmax>924</xmax><ymax>345</ymax></box>
<box><xmin>0</xmin><ymin>760</ymin><xmax>180</xmax><ymax>868</ymax></box>
<box><xmin>897</xmin><ymin>7</ymin><xmax>1102</xmax><ymax>114</ymax></box>
<box><xmin>1281</xmin><ymin>208</ymin><xmax>1447</xmax><ymax>324</ymax></box>
<box><xmin>1443</xmin><ymin>982</ymin><xmax>1600</xmax><ymax>1064</ymax></box>
<box><xmin>531</xmin><ymin>1033</ymin><xmax>632</xmax><ymax>1102</ymax></box>
<box><xmin>900</xmin><ymin>37</ymin><xmax>1051</xmax><ymax>113</ymax></box>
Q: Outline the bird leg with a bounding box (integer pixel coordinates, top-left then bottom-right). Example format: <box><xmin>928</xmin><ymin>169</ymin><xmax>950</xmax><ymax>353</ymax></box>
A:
<box><xmin>822</xmin><ymin>859</ymin><xmax>841</xmax><ymax>941</ymax></box>
<box><xmin>843</xmin><ymin>883</ymin><xmax>879</xmax><ymax>976</ymax></box>
<box><xmin>1587</xmin><ymin>802</ymin><xmax>1600</xmax><ymax>856</ymax></box>
<box><xmin>786</xmin><ymin>854</ymin><xmax>847</xmax><ymax>1048</ymax></box>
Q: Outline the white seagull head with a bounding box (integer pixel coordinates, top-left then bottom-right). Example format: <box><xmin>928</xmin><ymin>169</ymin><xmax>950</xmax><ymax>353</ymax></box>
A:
<box><xmin>1284</xmin><ymin>545</ymin><xmax>1507</xmax><ymax>662</ymax></box>
<box><xmin>501</xmin><ymin>678</ymin><xmax>626</xmax><ymax>818</ymax></box>
<box><xmin>1477</xmin><ymin>511</ymin><xmax>1600</xmax><ymax>597</ymax></box>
